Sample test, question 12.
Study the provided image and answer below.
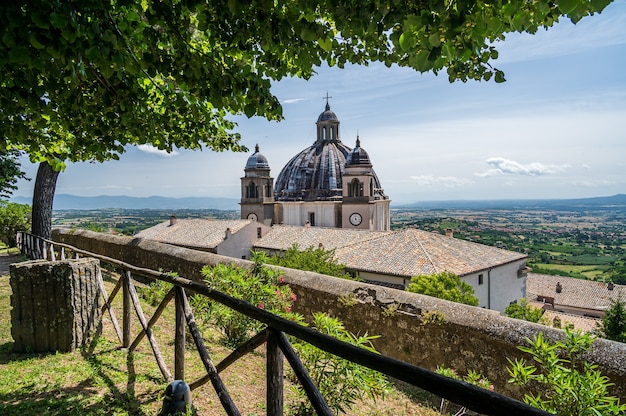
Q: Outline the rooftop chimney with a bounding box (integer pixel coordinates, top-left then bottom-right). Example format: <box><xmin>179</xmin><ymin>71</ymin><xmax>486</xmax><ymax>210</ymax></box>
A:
<box><xmin>445</xmin><ymin>228</ymin><xmax>453</xmax><ymax>238</ymax></box>
<box><xmin>608</xmin><ymin>282</ymin><xmax>615</xmax><ymax>291</ymax></box>
<box><xmin>224</xmin><ymin>228</ymin><xmax>231</xmax><ymax>239</ymax></box>
<box><xmin>556</xmin><ymin>282</ymin><xmax>562</xmax><ymax>293</ymax></box>
<box><xmin>169</xmin><ymin>215</ymin><xmax>177</xmax><ymax>226</ymax></box>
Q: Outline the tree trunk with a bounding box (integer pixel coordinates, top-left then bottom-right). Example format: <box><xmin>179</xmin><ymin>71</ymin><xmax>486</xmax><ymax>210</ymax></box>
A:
<box><xmin>32</xmin><ymin>162</ymin><xmax>60</xmax><ymax>239</ymax></box>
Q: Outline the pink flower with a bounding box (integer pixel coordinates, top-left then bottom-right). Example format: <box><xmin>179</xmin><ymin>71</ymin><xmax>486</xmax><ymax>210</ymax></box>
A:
<box><xmin>489</xmin><ymin>385</ymin><xmax>494</xmax><ymax>391</ymax></box>
<box><xmin>285</xmin><ymin>306</ymin><xmax>291</xmax><ymax>312</ymax></box>
<box><xmin>279</xmin><ymin>276</ymin><xmax>285</xmax><ymax>283</ymax></box>
<box><xmin>258</xmin><ymin>302</ymin><xmax>264</xmax><ymax>309</ymax></box>
<box><xmin>291</xmin><ymin>293</ymin><xmax>297</xmax><ymax>302</ymax></box>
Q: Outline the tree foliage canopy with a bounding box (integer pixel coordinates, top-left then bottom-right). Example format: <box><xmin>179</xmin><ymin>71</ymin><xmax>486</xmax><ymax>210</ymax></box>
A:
<box><xmin>0</xmin><ymin>150</ymin><xmax>28</xmax><ymax>199</ymax></box>
<box><xmin>0</xmin><ymin>0</ymin><xmax>613</xmax><ymax>169</ymax></box>
<box><xmin>406</xmin><ymin>271</ymin><xmax>479</xmax><ymax>306</ymax></box>
<box><xmin>0</xmin><ymin>201</ymin><xmax>31</xmax><ymax>248</ymax></box>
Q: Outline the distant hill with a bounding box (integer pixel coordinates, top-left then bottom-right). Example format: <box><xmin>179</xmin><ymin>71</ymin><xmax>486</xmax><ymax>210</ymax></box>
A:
<box><xmin>395</xmin><ymin>194</ymin><xmax>626</xmax><ymax>211</ymax></box>
<box><xmin>9</xmin><ymin>193</ymin><xmax>625</xmax><ymax>212</ymax></box>
<box><xmin>10</xmin><ymin>194</ymin><xmax>240</xmax><ymax>211</ymax></box>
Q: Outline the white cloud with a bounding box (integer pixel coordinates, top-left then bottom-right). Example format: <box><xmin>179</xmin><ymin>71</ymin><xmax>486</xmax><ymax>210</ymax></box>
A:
<box><xmin>137</xmin><ymin>144</ymin><xmax>179</xmax><ymax>157</ymax></box>
<box><xmin>282</xmin><ymin>98</ymin><xmax>306</xmax><ymax>104</ymax></box>
<box><xmin>410</xmin><ymin>175</ymin><xmax>473</xmax><ymax>188</ymax></box>
<box><xmin>475</xmin><ymin>158</ymin><xmax>570</xmax><ymax>177</ymax></box>
<box><xmin>572</xmin><ymin>179</ymin><xmax>617</xmax><ymax>188</ymax></box>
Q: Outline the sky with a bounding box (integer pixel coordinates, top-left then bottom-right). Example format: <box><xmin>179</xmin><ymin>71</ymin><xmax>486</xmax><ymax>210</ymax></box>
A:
<box><xmin>12</xmin><ymin>2</ymin><xmax>626</xmax><ymax>205</ymax></box>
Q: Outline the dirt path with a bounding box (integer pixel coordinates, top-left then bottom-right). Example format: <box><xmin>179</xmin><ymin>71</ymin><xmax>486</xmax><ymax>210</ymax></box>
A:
<box><xmin>0</xmin><ymin>253</ymin><xmax>22</xmax><ymax>276</ymax></box>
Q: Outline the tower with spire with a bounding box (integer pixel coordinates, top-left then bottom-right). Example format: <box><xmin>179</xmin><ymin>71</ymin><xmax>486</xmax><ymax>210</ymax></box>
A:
<box><xmin>240</xmin><ymin>144</ymin><xmax>275</xmax><ymax>225</ymax></box>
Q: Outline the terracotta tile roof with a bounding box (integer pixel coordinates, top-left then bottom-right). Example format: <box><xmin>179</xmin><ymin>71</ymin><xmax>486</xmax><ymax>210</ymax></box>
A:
<box><xmin>541</xmin><ymin>310</ymin><xmax>601</xmax><ymax>333</ymax></box>
<box><xmin>135</xmin><ymin>219</ymin><xmax>253</xmax><ymax>250</ymax></box>
<box><xmin>255</xmin><ymin>226</ymin><xmax>526</xmax><ymax>278</ymax></box>
<box><xmin>253</xmin><ymin>225</ymin><xmax>392</xmax><ymax>251</ymax></box>
<box><xmin>527</xmin><ymin>273</ymin><xmax>625</xmax><ymax>312</ymax></box>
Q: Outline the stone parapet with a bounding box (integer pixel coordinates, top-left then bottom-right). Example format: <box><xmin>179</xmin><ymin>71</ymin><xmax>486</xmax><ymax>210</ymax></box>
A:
<box><xmin>52</xmin><ymin>228</ymin><xmax>626</xmax><ymax>399</ymax></box>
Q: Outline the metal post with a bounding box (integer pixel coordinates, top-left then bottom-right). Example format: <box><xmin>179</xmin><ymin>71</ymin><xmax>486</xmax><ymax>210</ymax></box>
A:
<box><xmin>159</xmin><ymin>380</ymin><xmax>191</xmax><ymax>416</ymax></box>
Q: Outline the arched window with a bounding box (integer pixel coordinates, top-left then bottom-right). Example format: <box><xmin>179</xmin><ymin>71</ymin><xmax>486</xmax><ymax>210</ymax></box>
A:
<box><xmin>247</xmin><ymin>181</ymin><xmax>258</xmax><ymax>198</ymax></box>
<box><xmin>349</xmin><ymin>178</ymin><xmax>363</xmax><ymax>197</ymax></box>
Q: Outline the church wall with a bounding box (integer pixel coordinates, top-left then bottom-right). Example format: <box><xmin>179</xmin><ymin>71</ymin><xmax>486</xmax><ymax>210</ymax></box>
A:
<box><xmin>280</xmin><ymin>201</ymin><xmax>340</xmax><ymax>228</ymax></box>
<box><xmin>51</xmin><ymin>228</ymin><xmax>626</xmax><ymax>400</ymax></box>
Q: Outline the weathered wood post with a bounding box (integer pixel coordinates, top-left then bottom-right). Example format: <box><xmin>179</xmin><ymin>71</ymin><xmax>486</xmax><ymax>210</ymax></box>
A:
<box><xmin>266</xmin><ymin>328</ymin><xmax>284</xmax><ymax>416</ymax></box>
<box><xmin>9</xmin><ymin>258</ymin><xmax>102</xmax><ymax>353</ymax></box>
<box><xmin>174</xmin><ymin>286</ymin><xmax>186</xmax><ymax>380</ymax></box>
<box><xmin>122</xmin><ymin>269</ymin><xmax>132</xmax><ymax>348</ymax></box>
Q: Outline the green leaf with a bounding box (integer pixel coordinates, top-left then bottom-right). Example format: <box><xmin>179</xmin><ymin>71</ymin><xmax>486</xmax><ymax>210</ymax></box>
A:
<box><xmin>590</xmin><ymin>0</ymin><xmax>613</xmax><ymax>12</ymax></box>
<box><xmin>29</xmin><ymin>33</ymin><xmax>46</xmax><ymax>50</ymax></box>
<box><xmin>399</xmin><ymin>32</ymin><xmax>414</xmax><ymax>51</ymax></box>
<box><xmin>558</xmin><ymin>0</ymin><xmax>579</xmax><ymax>14</ymax></box>
<box><xmin>318</xmin><ymin>37</ymin><xmax>332</xmax><ymax>52</ymax></box>
<box><xmin>50</xmin><ymin>12</ymin><xmax>69</xmax><ymax>29</ymax></box>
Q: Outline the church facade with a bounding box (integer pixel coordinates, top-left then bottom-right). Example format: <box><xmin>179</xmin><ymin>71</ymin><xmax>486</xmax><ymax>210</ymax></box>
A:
<box><xmin>240</xmin><ymin>103</ymin><xmax>391</xmax><ymax>231</ymax></box>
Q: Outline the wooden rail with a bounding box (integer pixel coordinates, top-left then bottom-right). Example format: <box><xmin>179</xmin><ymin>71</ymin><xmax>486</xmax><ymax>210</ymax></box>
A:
<box><xmin>15</xmin><ymin>232</ymin><xmax>551</xmax><ymax>416</ymax></box>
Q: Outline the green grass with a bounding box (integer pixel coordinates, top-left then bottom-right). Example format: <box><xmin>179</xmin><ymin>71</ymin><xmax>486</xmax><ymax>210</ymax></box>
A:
<box><xmin>0</xmin><ymin>263</ymin><xmax>439</xmax><ymax>416</ymax></box>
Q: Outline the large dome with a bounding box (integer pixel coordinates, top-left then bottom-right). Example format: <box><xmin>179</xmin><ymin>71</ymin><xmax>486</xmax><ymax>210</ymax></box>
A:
<box><xmin>274</xmin><ymin>104</ymin><xmax>387</xmax><ymax>202</ymax></box>
<box><xmin>274</xmin><ymin>140</ymin><xmax>351</xmax><ymax>201</ymax></box>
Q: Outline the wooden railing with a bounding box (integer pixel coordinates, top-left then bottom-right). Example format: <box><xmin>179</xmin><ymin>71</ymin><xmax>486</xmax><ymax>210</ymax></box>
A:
<box><xmin>16</xmin><ymin>232</ymin><xmax>551</xmax><ymax>416</ymax></box>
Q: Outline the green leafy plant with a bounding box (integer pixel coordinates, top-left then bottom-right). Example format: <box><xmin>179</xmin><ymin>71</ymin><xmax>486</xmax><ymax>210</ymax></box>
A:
<box><xmin>289</xmin><ymin>312</ymin><xmax>390</xmax><ymax>415</ymax></box>
<box><xmin>503</xmin><ymin>298</ymin><xmax>544</xmax><ymax>323</ymax></box>
<box><xmin>597</xmin><ymin>298</ymin><xmax>626</xmax><ymax>343</ymax></box>
<box><xmin>138</xmin><ymin>279</ymin><xmax>174</xmax><ymax>307</ymax></box>
<box><xmin>264</xmin><ymin>244</ymin><xmax>353</xmax><ymax>280</ymax></box>
<box><xmin>435</xmin><ymin>367</ymin><xmax>493</xmax><ymax>415</ymax></box>
<box><xmin>507</xmin><ymin>329</ymin><xmax>626</xmax><ymax>415</ymax></box>
<box><xmin>406</xmin><ymin>271</ymin><xmax>479</xmax><ymax>306</ymax></box>
<box><xmin>0</xmin><ymin>201</ymin><xmax>31</xmax><ymax>248</ymax></box>
<box><xmin>197</xmin><ymin>251</ymin><xmax>299</xmax><ymax>346</ymax></box>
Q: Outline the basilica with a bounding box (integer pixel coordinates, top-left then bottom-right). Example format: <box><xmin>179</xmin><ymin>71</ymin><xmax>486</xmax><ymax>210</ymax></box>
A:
<box><xmin>240</xmin><ymin>102</ymin><xmax>391</xmax><ymax>231</ymax></box>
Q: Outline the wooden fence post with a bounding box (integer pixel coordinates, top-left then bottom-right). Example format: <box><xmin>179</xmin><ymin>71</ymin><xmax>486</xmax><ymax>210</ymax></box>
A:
<box><xmin>122</xmin><ymin>270</ymin><xmax>132</xmax><ymax>348</ymax></box>
<box><xmin>175</xmin><ymin>286</ymin><xmax>186</xmax><ymax>381</ymax></box>
<box><xmin>266</xmin><ymin>328</ymin><xmax>284</xmax><ymax>416</ymax></box>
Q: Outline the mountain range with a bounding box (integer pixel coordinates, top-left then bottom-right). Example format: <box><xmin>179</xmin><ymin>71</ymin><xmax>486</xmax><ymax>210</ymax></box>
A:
<box><xmin>10</xmin><ymin>194</ymin><xmax>241</xmax><ymax>211</ymax></box>
<box><xmin>8</xmin><ymin>193</ymin><xmax>626</xmax><ymax>212</ymax></box>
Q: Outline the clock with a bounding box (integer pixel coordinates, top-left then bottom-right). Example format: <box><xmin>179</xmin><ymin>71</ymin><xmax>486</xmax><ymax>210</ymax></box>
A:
<box><xmin>349</xmin><ymin>212</ymin><xmax>362</xmax><ymax>226</ymax></box>
<box><xmin>247</xmin><ymin>213</ymin><xmax>258</xmax><ymax>221</ymax></box>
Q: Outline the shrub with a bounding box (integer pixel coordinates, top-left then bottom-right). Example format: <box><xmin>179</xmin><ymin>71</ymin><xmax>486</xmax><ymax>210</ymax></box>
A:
<box><xmin>597</xmin><ymin>299</ymin><xmax>626</xmax><ymax>343</ymax></box>
<box><xmin>503</xmin><ymin>298</ymin><xmax>544</xmax><ymax>323</ymax></box>
<box><xmin>0</xmin><ymin>201</ymin><xmax>31</xmax><ymax>247</ymax></box>
<box><xmin>197</xmin><ymin>251</ymin><xmax>298</xmax><ymax>346</ymax></box>
<box><xmin>507</xmin><ymin>329</ymin><xmax>626</xmax><ymax>415</ymax></box>
<box><xmin>406</xmin><ymin>271</ymin><xmax>479</xmax><ymax>306</ymax></box>
<box><xmin>264</xmin><ymin>244</ymin><xmax>353</xmax><ymax>280</ymax></box>
<box><xmin>288</xmin><ymin>312</ymin><xmax>389</xmax><ymax>415</ymax></box>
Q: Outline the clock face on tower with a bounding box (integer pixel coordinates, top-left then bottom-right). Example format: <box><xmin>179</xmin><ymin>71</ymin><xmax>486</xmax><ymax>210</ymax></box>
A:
<box><xmin>349</xmin><ymin>212</ymin><xmax>362</xmax><ymax>226</ymax></box>
<box><xmin>247</xmin><ymin>213</ymin><xmax>258</xmax><ymax>222</ymax></box>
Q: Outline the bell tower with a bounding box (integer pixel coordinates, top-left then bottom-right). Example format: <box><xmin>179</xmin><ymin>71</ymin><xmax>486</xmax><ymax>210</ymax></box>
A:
<box><xmin>240</xmin><ymin>145</ymin><xmax>275</xmax><ymax>225</ymax></box>
<box><xmin>341</xmin><ymin>137</ymin><xmax>391</xmax><ymax>230</ymax></box>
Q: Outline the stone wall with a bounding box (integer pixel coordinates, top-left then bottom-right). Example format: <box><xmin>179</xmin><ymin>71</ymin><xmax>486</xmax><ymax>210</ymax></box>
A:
<box><xmin>52</xmin><ymin>228</ymin><xmax>626</xmax><ymax>399</ymax></box>
<box><xmin>10</xmin><ymin>258</ymin><xmax>102</xmax><ymax>353</ymax></box>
